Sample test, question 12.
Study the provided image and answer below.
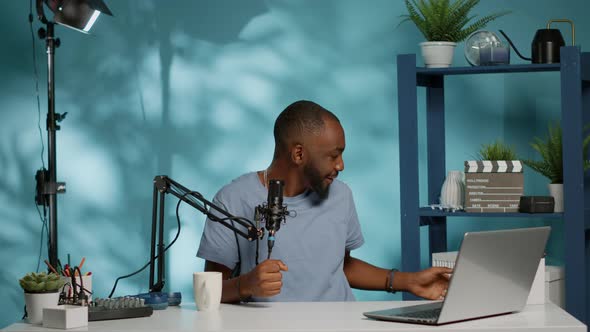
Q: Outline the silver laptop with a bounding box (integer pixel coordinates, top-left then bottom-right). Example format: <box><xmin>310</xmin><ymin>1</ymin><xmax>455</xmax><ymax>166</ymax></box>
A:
<box><xmin>363</xmin><ymin>226</ymin><xmax>550</xmax><ymax>325</ymax></box>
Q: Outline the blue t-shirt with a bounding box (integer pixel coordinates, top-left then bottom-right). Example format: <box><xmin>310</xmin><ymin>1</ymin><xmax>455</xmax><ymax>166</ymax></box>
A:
<box><xmin>197</xmin><ymin>172</ymin><xmax>364</xmax><ymax>301</ymax></box>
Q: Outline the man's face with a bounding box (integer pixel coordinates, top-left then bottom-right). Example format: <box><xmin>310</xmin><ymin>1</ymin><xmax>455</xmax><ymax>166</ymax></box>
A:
<box><xmin>303</xmin><ymin>118</ymin><xmax>345</xmax><ymax>199</ymax></box>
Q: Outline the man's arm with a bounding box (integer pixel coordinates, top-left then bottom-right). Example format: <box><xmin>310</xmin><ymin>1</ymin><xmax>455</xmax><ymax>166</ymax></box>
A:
<box><xmin>343</xmin><ymin>251</ymin><xmax>452</xmax><ymax>299</ymax></box>
<box><xmin>342</xmin><ymin>251</ymin><xmax>392</xmax><ymax>291</ymax></box>
<box><xmin>205</xmin><ymin>259</ymin><xmax>288</xmax><ymax>303</ymax></box>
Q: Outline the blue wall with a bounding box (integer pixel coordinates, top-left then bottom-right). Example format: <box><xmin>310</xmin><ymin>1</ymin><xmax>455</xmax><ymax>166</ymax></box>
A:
<box><xmin>1</xmin><ymin>0</ymin><xmax>588</xmax><ymax>328</ymax></box>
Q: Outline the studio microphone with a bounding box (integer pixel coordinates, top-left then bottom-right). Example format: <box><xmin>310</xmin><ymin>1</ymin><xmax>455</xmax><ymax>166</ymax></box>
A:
<box><xmin>265</xmin><ymin>179</ymin><xmax>286</xmax><ymax>259</ymax></box>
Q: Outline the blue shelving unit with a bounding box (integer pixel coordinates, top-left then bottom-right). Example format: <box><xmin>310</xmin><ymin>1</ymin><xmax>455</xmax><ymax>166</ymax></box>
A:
<box><xmin>417</xmin><ymin>207</ymin><xmax>564</xmax><ymax>219</ymax></box>
<box><xmin>397</xmin><ymin>46</ymin><xmax>590</xmax><ymax>324</ymax></box>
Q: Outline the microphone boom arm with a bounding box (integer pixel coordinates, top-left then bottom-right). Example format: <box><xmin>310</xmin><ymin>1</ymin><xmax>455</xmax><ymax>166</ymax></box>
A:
<box><xmin>149</xmin><ymin>175</ymin><xmax>262</xmax><ymax>293</ymax></box>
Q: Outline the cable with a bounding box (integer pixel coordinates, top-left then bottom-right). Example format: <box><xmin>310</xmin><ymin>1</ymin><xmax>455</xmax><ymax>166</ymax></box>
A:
<box><xmin>29</xmin><ymin>0</ymin><xmax>45</xmax><ymax>169</ymax></box>
<box><xmin>186</xmin><ymin>195</ymin><xmax>245</xmax><ymax>273</ymax></box>
<box><xmin>72</xmin><ymin>266</ymin><xmax>90</xmax><ymax>305</ymax></box>
<box><xmin>216</xmin><ymin>213</ymin><xmax>260</xmax><ymax>269</ymax></box>
<box><xmin>175</xmin><ymin>186</ymin><xmax>256</xmax><ymax>228</ymax></box>
<box><xmin>107</xmin><ymin>189</ymin><xmax>261</xmax><ymax>297</ymax></box>
<box><xmin>34</xmin><ymin>198</ymin><xmax>48</xmax><ymax>273</ymax></box>
<box><xmin>223</xmin><ymin>215</ymin><xmax>254</xmax><ymax>270</ymax></box>
<box><xmin>205</xmin><ymin>200</ymin><xmax>260</xmax><ymax>273</ymax></box>
<box><xmin>107</xmin><ymin>192</ymin><xmax>187</xmax><ymax>298</ymax></box>
<box><xmin>30</xmin><ymin>0</ymin><xmax>48</xmax><ymax>274</ymax></box>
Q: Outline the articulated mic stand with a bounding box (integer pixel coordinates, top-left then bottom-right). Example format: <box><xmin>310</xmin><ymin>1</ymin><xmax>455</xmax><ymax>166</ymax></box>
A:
<box><xmin>149</xmin><ymin>175</ymin><xmax>263</xmax><ymax>293</ymax></box>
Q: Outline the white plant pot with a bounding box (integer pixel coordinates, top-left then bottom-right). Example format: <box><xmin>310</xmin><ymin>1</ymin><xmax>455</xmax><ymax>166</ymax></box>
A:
<box><xmin>24</xmin><ymin>292</ymin><xmax>59</xmax><ymax>325</ymax></box>
<box><xmin>548</xmin><ymin>183</ymin><xmax>563</xmax><ymax>212</ymax></box>
<box><xmin>420</xmin><ymin>41</ymin><xmax>457</xmax><ymax>68</ymax></box>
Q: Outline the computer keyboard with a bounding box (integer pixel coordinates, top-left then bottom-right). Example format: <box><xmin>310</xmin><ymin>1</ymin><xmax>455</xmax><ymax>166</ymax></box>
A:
<box><xmin>88</xmin><ymin>297</ymin><xmax>153</xmax><ymax>321</ymax></box>
<box><xmin>398</xmin><ymin>308</ymin><xmax>441</xmax><ymax>320</ymax></box>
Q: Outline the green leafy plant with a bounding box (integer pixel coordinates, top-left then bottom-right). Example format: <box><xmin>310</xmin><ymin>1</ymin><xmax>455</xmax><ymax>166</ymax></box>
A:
<box><xmin>19</xmin><ymin>272</ymin><xmax>64</xmax><ymax>293</ymax></box>
<box><xmin>477</xmin><ymin>140</ymin><xmax>518</xmax><ymax>161</ymax></box>
<box><xmin>401</xmin><ymin>0</ymin><xmax>510</xmax><ymax>42</ymax></box>
<box><xmin>523</xmin><ymin>123</ymin><xmax>590</xmax><ymax>184</ymax></box>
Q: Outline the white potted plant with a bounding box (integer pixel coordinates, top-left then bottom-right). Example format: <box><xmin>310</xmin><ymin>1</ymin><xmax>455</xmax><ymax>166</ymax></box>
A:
<box><xmin>523</xmin><ymin>123</ymin><xmax>590</xmax><ymax>212</ymax></box>
<box><xmin>19</xmin><ymin>272</ymin><xmax>65</xmax><ymax>324</ymax></box>
<box><xmin>401</xmin><ymin>0</ymin><xmax>509</xmax><ymax>68</ymax></box>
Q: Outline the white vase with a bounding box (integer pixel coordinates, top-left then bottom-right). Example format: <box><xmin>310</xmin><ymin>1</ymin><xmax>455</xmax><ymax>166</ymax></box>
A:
<box><xmin>24</xmin><ymin>292</ymin><xmax>59</xmax><ymax>325</ymax></box>
<box><xmin>440</xmin><ymin>170</ymin><xmax>465</xmax><ymax>209</ymax></box>
<box><xmin>548</xmin><ymin>183</ymin><xmax>563</xmax><ymax>212</ymax></box>
<box><xmin>420</xmin><ymin>41</ymin><xmax>457</xmax><ymax>68</ymax></box>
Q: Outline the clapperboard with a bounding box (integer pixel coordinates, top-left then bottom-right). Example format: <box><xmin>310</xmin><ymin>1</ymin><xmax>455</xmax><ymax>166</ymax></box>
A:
<box><xmin>464</xmin><ymin>160</ymin><xmax>523</xmax><ymax>173</ymax></box>
<box><xmin>464</xmin><ymin>160</ymin><xmax>524</xmax><ymax>213</ymax></box>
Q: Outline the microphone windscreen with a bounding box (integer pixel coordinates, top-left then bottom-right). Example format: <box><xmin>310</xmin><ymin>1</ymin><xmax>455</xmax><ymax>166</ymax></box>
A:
<box><xmin>266</xmin><ymin>179</ymin><xmax>284</xmax><ymax>233</ymax></box>
<box><xmin>268</xmin><ymin>179</ymin><xmax>284</xmax><ymax>206</ymax></box>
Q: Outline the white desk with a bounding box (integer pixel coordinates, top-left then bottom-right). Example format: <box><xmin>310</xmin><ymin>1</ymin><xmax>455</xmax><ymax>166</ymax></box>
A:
<box><xmin>2</xmin><ymin>301</ymin><xmax>585</xmax><ymax>332</ymax></box>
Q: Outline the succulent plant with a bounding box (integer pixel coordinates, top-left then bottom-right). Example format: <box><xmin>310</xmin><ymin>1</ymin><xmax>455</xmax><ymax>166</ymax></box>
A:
<box><xmin>19</xmin><ymin>272</ymin><xmax>65</xmax><ymax>293</ymax></box>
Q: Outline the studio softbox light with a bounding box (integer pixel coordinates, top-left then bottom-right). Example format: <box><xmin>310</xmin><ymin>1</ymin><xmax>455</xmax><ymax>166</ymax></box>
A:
<box><xmin>42</xmin><ymin>0</ymin><xmax>113</xmax><ymax>33</ymax></box>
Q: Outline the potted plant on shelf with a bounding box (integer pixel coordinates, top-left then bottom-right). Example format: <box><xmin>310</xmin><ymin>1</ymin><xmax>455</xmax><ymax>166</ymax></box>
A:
<box><xmin>19</xmin><ymin>272</ymin><xmax>65</xmax><ymax>324</ymax></box>
<box><xmin>401</xmin><ymin>0</ymin><xmax>510</xmax><ymax>68</ymax></box>
<box><xmin>476</xmin><ymin>140</ymin><xmax>518</xmax><ymax>161</ymax></box>
<box><xmin>464</xmin><ymin>140</ymin><xmax>523</xmax><ymax>212</ymax></box>
<box><xmin>523</xmin><ymin>123</ymin><xmax>590</xmax><ymax>212</ymax></box>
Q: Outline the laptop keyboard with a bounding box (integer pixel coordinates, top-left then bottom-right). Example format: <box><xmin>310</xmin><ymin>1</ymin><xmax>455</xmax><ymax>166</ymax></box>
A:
<box><xmin>397</xmin><ymin>308</ymin><xmax>441</xmax><ymax>321</ymax></box>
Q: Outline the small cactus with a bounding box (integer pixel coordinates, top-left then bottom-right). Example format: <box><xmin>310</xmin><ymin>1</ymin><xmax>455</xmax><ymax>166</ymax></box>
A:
<box><xmin>19</xmin><ymin>272</ymin><xmax>65</xmax><ymax>293</ymax></box>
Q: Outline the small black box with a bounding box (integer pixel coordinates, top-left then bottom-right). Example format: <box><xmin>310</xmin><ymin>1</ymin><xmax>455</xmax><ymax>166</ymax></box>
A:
<box><xmin>519</xmin><ymin>196</ymin><xmax>555</xmax><ymax>213</ymax></box>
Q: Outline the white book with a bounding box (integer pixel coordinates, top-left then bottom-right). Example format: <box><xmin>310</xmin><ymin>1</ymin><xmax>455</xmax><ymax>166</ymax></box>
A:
<box><xmin>432</xmin><ymin>251</ymin><xmax>546</xmax><ymax>305</ymax></box>
<box><xmin>432</xmin><ymin>251</ymin><xmax>458</xmax><ymax>268</ymax></box>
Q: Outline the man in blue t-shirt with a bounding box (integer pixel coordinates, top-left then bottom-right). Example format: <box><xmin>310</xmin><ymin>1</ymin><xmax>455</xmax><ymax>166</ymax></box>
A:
<box><xmin>197</xmin><ymin>100</ymin><xmax>452</xmax><ymax>303</ymax></box>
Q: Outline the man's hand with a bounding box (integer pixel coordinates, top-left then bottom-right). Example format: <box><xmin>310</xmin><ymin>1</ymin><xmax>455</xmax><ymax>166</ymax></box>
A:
<box><xmin>241</xmin><ymin>259</ymin><xmax>288</xmax><ymax>298</ymax></box>
<box><xmin>403</xmin><ymin>267</ymin><xmax>452</xmax><ymax>300</ymax></box>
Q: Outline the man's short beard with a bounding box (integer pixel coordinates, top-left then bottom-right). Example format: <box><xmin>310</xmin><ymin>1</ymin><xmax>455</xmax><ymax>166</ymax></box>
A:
<box><xmin>304</xmin><ymin>163</ymin><xmax>330</xmax><ymax>200</ymax></box>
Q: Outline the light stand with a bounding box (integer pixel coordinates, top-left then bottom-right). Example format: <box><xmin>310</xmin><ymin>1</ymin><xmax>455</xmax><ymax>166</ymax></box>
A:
<box><xmin>149</xmin><ymin>175</ymin><xmax>264</xmax><ymax>293</ymax></box>
<box><xmin>34</xmin><ymin>6</ymin><xmax>67</xmax><ymax>271</ymax></box>
<box><xmin>33</xmin><ymin>0</ymin><xmax>112</xmax><ymax>270</ymax></box>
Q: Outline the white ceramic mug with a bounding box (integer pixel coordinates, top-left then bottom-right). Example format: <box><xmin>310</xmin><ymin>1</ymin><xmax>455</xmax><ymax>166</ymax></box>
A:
<box><xmin>193</xmin><ymin>272</ymin><xmax>222</xmax><ymax>311</ymax></box>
